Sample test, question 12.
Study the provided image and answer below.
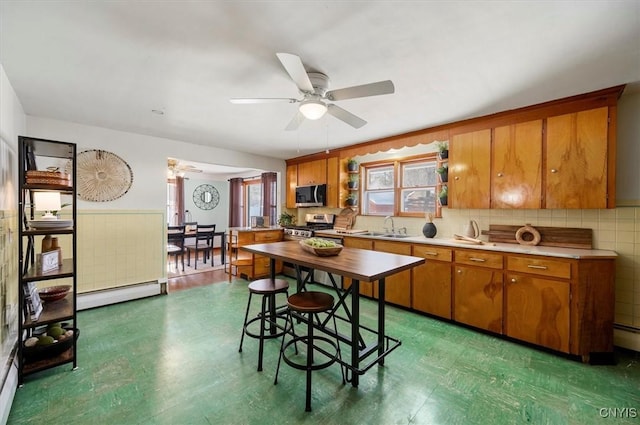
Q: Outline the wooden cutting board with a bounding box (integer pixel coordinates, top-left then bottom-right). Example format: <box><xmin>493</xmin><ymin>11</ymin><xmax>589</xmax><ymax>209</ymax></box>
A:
<box><xmin>481</xmin><ymin>224</ymin><xmax>592</xmax><ymax>249</ymax></box>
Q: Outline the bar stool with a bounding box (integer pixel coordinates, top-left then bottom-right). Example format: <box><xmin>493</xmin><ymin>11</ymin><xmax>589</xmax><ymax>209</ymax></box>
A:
<box><xmin>274</xmin><ymin>291</ymin><xmax>345</xmax><ymax>412</ymax></box>
<box><xmin>239</xmin><ymin>278</ymin><xmax>294</xmax><ymax>372</ymax></box>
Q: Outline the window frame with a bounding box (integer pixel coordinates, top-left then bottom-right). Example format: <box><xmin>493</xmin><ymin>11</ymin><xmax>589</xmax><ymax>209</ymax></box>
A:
<box><xmin>361</xmin><ymin>152</ymin><xmax>441</xmax><ymax>218</ymax></box>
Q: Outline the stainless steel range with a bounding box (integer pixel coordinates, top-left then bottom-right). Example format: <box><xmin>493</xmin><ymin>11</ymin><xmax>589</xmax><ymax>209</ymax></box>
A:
<box><xmin>283</xmin><ymin>213</ymin><xmax>335</xmax><ymax>240</ymax></box>
<box><xmin>282</xmin><ymin>213</ymin><xmax>342</xmax><ymax>289</ymax></box>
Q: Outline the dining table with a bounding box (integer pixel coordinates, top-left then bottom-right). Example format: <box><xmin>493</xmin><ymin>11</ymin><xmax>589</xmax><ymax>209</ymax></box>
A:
<box><xmin>241</xmin><ymin>240</ymin><xmax>425</xmax><ymax>387</ymax></box>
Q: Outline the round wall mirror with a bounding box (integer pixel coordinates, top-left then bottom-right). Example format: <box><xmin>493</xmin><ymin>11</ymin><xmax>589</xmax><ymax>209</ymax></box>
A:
<box><xmin>193</xmin><ymin>184</ymin><xmax>220</xmax><ymax>210</ymax></box>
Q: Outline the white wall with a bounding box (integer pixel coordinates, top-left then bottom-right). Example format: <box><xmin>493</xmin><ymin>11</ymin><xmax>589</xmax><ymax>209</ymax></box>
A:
<box><xmin>0</xmin><ymin>63</ymin><xmax>25</xmax><ymax>425</ymax></box>
<box><xmin>183</xmin><ymin>176</ymin><xmax>229</xmax><ymax>233</ymax></box>
<box><xmin>25</xmin><ymin>116</ymin><xmax>287</xmax><ymax>212</ymax></box>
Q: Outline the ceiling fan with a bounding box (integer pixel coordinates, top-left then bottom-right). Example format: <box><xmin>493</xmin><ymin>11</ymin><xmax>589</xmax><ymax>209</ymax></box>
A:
<box><xmin>230</xmin><ymin>53</ymin><xmax>395</xmax><ymax>130</ymax></box>
<box><xmin>167</xmin><ymin>158</ymin><xmax>202</xmax><ymax>177</ymax></box>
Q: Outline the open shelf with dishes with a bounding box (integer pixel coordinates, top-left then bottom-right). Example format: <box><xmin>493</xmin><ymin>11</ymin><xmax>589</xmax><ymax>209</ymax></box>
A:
<box><xmin>18</xmin><ymin>136</ymin><xmax>78</xmax><ymax>384</ymax></box>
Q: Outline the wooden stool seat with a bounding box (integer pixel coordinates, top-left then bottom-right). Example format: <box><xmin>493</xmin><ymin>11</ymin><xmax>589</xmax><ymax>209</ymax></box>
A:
<box><xmin>248</xmin><ymin>278</ymin><xmax>290</xmax><ymax>295</ymax></box>
<box><xmin>287</xmin><ymin>291</ymin><xmax>334</xmax><ymax>313</ymax></box>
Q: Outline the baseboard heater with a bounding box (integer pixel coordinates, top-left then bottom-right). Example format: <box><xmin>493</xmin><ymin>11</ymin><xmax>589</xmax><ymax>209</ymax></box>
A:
<box><xmin>77</xmin><ymin>279</ymin><xmax>165</xmax><ymax>311</ymax></box>
<box><xmin>614</xmin><ymin>324</ymin><xmax>640</xmax><ymax>352</ymax></box>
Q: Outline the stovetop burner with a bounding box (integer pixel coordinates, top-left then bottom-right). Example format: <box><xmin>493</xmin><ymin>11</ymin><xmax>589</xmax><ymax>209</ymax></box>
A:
<box><xmin>283</xmin><ymin>213</ymin><xmax>335</xmax><ymax>239</ymax></box>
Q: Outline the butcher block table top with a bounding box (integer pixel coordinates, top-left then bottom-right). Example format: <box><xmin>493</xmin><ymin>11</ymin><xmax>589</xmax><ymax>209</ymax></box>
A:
<box><xmin>241</xmin><ymin>240</ymin><xmax>424</xmax><ymax>282</ymax></box>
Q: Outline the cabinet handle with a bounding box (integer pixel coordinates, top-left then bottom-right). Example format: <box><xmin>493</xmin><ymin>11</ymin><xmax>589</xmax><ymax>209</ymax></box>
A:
<box><xmin>497</xmin><ymin>172</ymin><xmax>503</xmax><ymax>177</ymax></box>
<box><xmin>454</xmin><ymin>176</ymin><xmax>460</xmax><ymax>180</ymax></box>
<box><xmin>469</xmin><ymin>257</ymin><xmax>486</xmax><ymax>262</ymax></box>
<box><xmin>511</xmin><ymin>278</ymin><xmax>517</xmax><ymax>283</ymax></box>
<box><xmin>527</xmin><ymin>264</ymin><xmax>548</xmax><ymax>270</ymax></box>
<box><xmin>457</xmin><ymin>269</ymin><xmax>462</xmax><ymax>274</ymax></box>
<box><xmin>424</xmin><ymin>251</ymin><xmax>439</xmax><ymax>256</ymax></box>
<box><xmin>550</xmin><ymin>169</ymin><xmax>558</xmax><ymax>173</ymax></box>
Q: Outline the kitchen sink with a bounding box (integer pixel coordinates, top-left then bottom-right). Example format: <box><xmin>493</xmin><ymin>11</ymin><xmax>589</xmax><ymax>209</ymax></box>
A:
<box><xmin>359</xmin><ymin>232</ymin><xmax>411</xmax><ymax>239</ymax></box>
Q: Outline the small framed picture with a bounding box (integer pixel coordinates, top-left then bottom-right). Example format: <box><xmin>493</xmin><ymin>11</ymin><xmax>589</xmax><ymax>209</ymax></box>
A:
<box><xmin>41</xmin><ymin>250</ymin><xmax>59</xmax><ymax>273</ymax></box>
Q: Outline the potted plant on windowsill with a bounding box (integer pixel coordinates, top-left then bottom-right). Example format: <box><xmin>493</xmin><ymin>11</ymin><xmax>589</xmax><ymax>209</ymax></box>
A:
<box><xmin>438</xmin><ymin>185</ymin><xmax>448</xmax><ymax>206</ymax></box>
<box><xmin>347</xmin><ymin>173</ymin><xmax>359</xmax><ymax>189</ymax></box>
<box><xmin>436</xmin><ymin>141</ymin><xmax>449</xmax><ymax>160</ymax></box>
<box><xmin>347</xmin><ymin>159</ymin><xmax>359</xmax><ymax>172</ymax></box>
<box><xmin>436</xmin><ymin>164</ymin><xmax>448</xmax><ymax>183</ymax></box>
<box><xmin>346</xmin><ymin>193</ymin><xmax>358</xmax><ymax>207</ymax></box>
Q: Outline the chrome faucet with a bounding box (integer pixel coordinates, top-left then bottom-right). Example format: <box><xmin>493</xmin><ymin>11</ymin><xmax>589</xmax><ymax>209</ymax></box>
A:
<box><xmin>384</xmin><ymin>215</ymin><xmax>395</xmax><ymax>234</ymax></box>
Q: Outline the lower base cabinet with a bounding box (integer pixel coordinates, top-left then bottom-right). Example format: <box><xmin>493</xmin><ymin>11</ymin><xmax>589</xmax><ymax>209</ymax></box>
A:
<box><xmin>505</xmin><ymin>273</ymin><xmax>570</xmax><ymax>352</ymax></box>
<box><xmin>412</xmin><ymin>245</ymin><xmax>452</xmax><ymax>319</ymax></box>
<box><xmin>454</xmin><ymin>265</ymin><xmax>503</xmax><ymax>334</ymax></box>
<box><xmin>338</xmin><ymin>237</ymin><xmax>614</xmax><ymax>362</ymax></box>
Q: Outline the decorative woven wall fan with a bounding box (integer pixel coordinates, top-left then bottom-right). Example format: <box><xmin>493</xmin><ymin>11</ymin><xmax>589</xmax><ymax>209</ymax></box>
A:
<box><xmin>76</xmin><ymin>150</ymin><xmax>133</xmax><ymax>202</ymax></box>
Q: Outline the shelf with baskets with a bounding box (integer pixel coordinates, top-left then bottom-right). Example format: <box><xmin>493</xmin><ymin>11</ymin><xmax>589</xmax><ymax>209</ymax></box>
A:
<box><xmin>18</xmin><ymin>136</ymin><xmax>78</xmax><ymax>384</ymax></box>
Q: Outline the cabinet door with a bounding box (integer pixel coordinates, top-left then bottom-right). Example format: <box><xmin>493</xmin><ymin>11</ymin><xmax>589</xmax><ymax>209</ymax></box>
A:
<box><xmin>546</xmin><ymin>107</ymin><xmax>609</xmax><ymax>208</ymax></box>
<box><xmin>505</xmin><ymin>273</ymin><xmax>570</xmax><ymax>353</ymax></box>
<box><xmin>297</xmin><ymin>159</ymin><xmax>327</xmax><ymax>185</ymax></box>
<box><xmin>492</xmin><ymin>120</ymin><xmax>543</xmax><ymax>208</ymax></box>
<box><xmin>412</xmin><ymin>245</ymin><xmax>452</xmax><ymax>318</ymax></box>
<box><xmin>286</xmin><ymin>164</ymin><xmax>298</xmax><ymax>208</ymax></box>
<box><xmin>373</xmin><ymin>241</ymin><xmax>411</xmax><ymax>308</ymax></box>
<box><xmin>450</xmin><ymin>129</ymin><xmax>491</xmax><ymax>208</ymax></box>
<box><xmin>453</xmin><ymin>265</ymin><xmax>503</xmax><ymax>333</ymax></box>
<box><xmin>342</xmin><ymin>237</ymin><xmax>374</xmax><ymax>297</ymax></box>
<box><xmin>326</xmin><ymin>156</ymin><xmax>339</xmax><ymax>208</ymax></box>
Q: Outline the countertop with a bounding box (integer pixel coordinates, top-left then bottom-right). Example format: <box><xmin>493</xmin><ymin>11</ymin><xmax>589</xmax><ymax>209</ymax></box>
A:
<box><xmin>313</xmin><ymin>229</ymin><xmax>617</xmax><ymax>260</ymax></box>
<box><xmin>228</xmin><ymin>226</ymin><xmax>282</xmax><ymax>232</ymax></box>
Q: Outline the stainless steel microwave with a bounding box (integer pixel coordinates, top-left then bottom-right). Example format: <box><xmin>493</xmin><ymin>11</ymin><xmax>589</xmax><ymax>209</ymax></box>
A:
<box><xmin>295</xmin><ymin>184</ymin><xmax>326</xmax><ymax>207</ymax></box>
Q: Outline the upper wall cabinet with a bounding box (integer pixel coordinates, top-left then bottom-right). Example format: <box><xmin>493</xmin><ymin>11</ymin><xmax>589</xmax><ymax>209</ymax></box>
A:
<box><xmin>297</xmin><ymin>159</ymin><xmax>327</xmax><ymax>185</ymax></box>
<box><xmin>449</xmin><ymin>129</ymin><xmax>491</xmax><ymax>209</ymax></box>
<box><xmin>492</xmin><ymin>120</ymin><xmax>543</xmax><ymax>209</ymax></box>
<box><xmin>546</xmin><ymin>107</ymin><xmax>609</xmax><ymax>209</ymax></box>
<box><xmin>450</xmin><ymin>106</ymin><xmax>614</xmax><ymax>209</ymax></box>
<box><xmin>285</xmin><ymin>157</ymin><xmax>339</xmax><ymax>208</ymax></box>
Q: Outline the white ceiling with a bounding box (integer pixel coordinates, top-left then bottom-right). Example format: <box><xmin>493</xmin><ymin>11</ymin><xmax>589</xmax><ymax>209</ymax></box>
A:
<box><xmin>1</xmin><ymin>1</ymin><xmax>639</xmax><ymax>162</ymax></box>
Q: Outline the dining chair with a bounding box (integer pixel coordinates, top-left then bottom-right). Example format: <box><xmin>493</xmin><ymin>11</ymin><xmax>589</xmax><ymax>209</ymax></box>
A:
<box><xmin>185</xmin><ymin>224</ymin><xmax>216</xmax><ymax>269</ymax></box>
<box><xmin>167</xmin><ymin>225</ymin><xmax>186</xmax><ymax>272</ymax></box>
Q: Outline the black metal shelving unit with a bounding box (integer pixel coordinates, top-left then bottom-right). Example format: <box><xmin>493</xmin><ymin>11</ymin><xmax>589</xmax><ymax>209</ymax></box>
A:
<box><xmin>17</xmin><ymin>136</ymin><xmax>77</xmax><ymax>384</ymax></box>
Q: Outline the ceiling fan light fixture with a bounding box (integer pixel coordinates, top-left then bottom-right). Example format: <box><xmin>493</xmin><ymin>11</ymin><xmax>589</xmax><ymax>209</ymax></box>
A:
<box><xmin>299</xmin><ymin>100</ymin><xmax>327</xmax><ymax>120</ymax></box>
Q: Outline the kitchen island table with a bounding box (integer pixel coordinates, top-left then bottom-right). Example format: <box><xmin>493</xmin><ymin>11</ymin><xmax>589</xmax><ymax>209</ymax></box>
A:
<box><xmin>241</xmin><ymin>240</ymin><xmax>424</xmax><ymax>387</ymax></box>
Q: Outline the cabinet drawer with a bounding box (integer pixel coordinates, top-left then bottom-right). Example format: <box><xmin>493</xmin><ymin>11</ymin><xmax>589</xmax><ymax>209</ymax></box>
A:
<box><xmin>413</xmin><ymin>245</ymin><xmax>452</xmax><ymax>262</ymax></box>
<box><xmin>455</xmin><ymin>250</ymin><xmax>503</xmax><ymax>269</ymax></box>
<box><xmin>254</xmin><ymin>230</ymin><xmax>282</xmax><ymax>243</ymax></box>
<box><xmin>507</xmin><ymin>256</ymin><xmax>571</xmax><ymax>279</ymax></box>
<box><xmin>254</xmin><ymin>255</ymin><xmax>271</xmax><ymax>275</ymax></box>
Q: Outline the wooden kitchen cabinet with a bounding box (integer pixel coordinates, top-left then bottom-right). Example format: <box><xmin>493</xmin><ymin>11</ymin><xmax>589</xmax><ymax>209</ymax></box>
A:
<box><xmin>342</xmin><ymin>236</ymin><xmax>374</xmax><ymax>297</ymax></box>
<box><xmin>286</xmin><ymin>164</ymin><xmax>298</xmax><ymax>208</ymax></box>
<box><xmin>325</xmin><ymin>156</ymin><xmax>339</xmax><ymax>208</ymax></box>
<box><xmin>505</xmin><ymin>254</ymin><xmax>614</xmax><ymax>360</ymax></box>
<box><xmin>505</xmin><ymin>271</ymin><xmax>570</xmax><ymax>353</ymax></box>
<box><xmin>297</xmin><ymin>159</ymin><xmax>327</xmax><ymax>185</ymax></box>
<box><xmin>492</xmin><ymin>120</ymin><xmax>543</xmax><ymax>208</ymax></box>
<box><xmin>453</xmin><ymin>249</ymin><xmax>503</xmax><ymax>333</ymax></box>
<box><xmin>449</xmin><ymin>129</ymin><xmax>491</xmax><ymax>208</ymax></box>
<box><xmin>545</xmin><ymin>107</ymin><xmax>609</xmax><ymax>209</ymax></box>
<box><xmin>227</xmin><ymin>228</ymin><xmax>283</xmax><ymax>281</ymax></box>
<box><xmin>373</xmin><ymin>240</ymin><xmax>412</xmax><ymax>308</ymax></box>
<box><xmin>412</xmin><ymin>245</ymin><xmax>452</xmax><ymax>319</ymax></box>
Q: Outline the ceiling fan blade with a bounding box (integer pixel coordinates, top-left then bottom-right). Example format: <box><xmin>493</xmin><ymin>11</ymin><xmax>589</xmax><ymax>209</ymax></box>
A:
<box><xmin>285</xmin><ymin>110</ymin><xmax>306</xmax><ymax>131</ymax></box>
<box><xmin>276</xmin><ymin>53</ymin><xmax>315</xmax><ymax>93</ymax></box>
<box><xmin>230</xmin><ymin>98</ymin><xmax>297</xmax><ymax>104</ymax></box>
<box><xmin>326</xmin><ymin>80</ymin><xmax>395</xmax><ymax>101</ymax></box>
<box><xmin>327</xmin><ymin>104</ymin><xmax>367</xmax><ymax>129</ymax></box>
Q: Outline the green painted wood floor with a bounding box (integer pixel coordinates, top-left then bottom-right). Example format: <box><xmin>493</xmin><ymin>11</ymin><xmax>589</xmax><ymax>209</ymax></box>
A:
<box><xmin>8</xmin><ymin>278</ymin><xmax>640</xmax><ymax>424</ymax></box>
